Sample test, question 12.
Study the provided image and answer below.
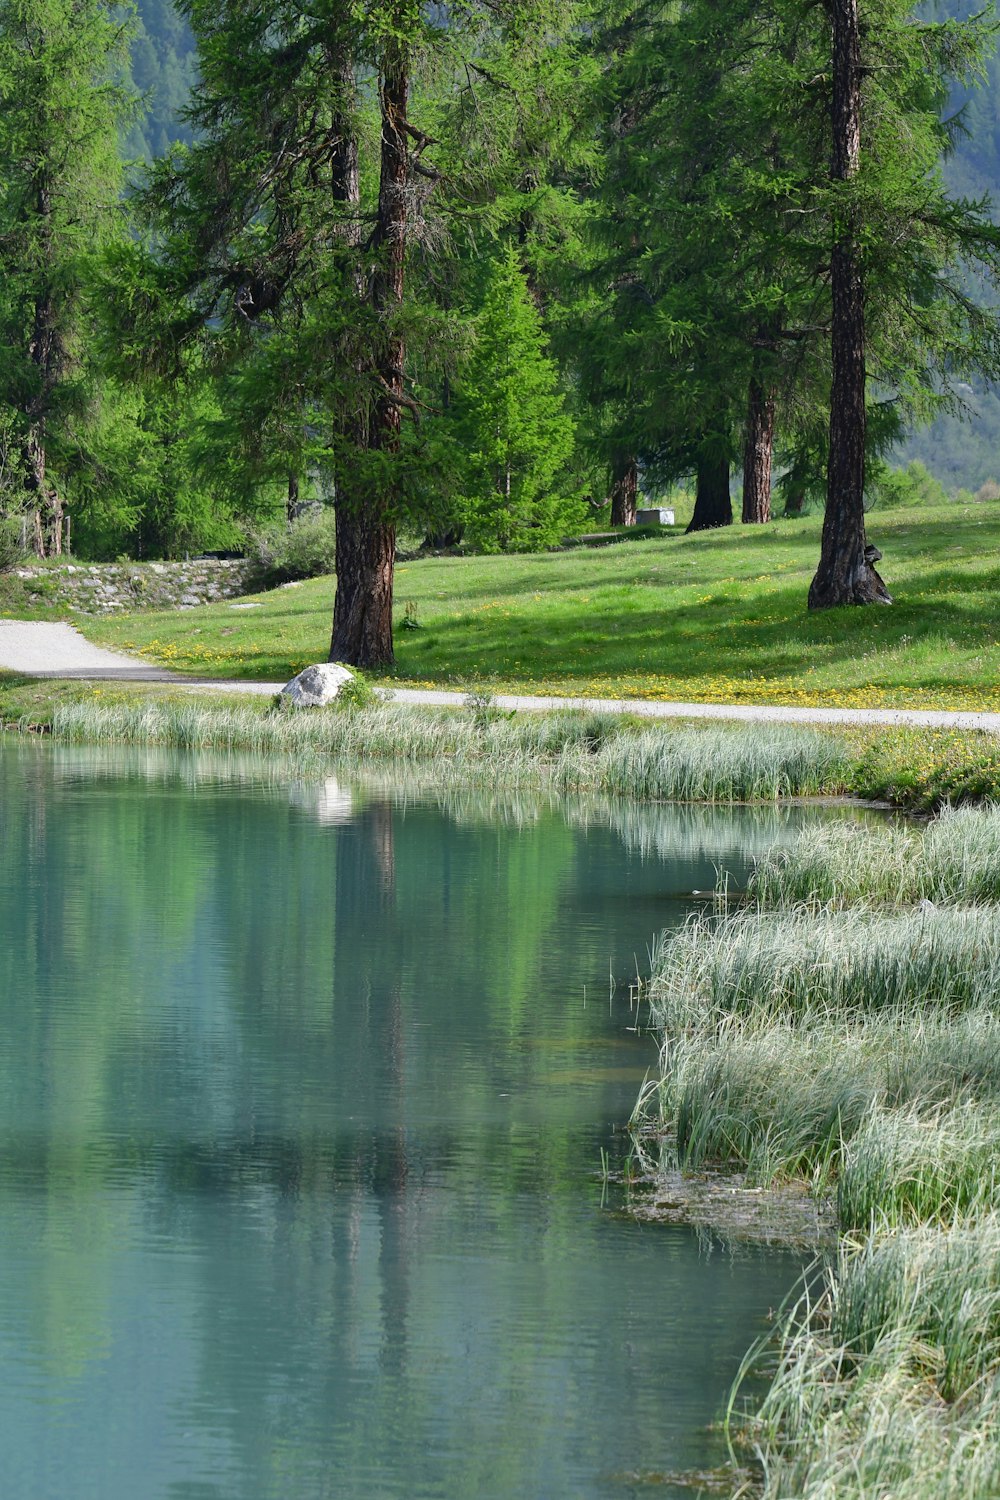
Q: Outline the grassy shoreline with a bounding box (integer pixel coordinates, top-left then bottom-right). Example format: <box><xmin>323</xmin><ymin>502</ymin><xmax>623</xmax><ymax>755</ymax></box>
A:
<box><xmin>4</xmin><ymin>672</ymin><xmax>1000</xmax><ymax>810</ymax></box>
<box><xmin>636</xmin><ymin>809</ymin><xmax>1000</xmax><ymax>1498</ymax></box>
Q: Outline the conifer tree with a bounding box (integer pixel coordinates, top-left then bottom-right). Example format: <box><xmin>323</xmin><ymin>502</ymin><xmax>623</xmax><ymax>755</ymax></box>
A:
<box><xmin>576</xmin><ymin>0</ymin><xmax>827</xmax><ymax>536</ymax></box>
<box><xmin>808</xmin><ymin>0</ymin><xmax>1000</xmax><ymax>608</ymax></box>
<box><xmin>579</xmin><ymin>0</ymin><xmax>1000</xmax><ymax>594</ymax></box>
<box><xmin>0</xmin><ymin>0</ymin><xmax>135</xmax><ymax>555</ymax></box>
<box><xmin>113</xmin><ymin>0</ymin><xmax>578</xmax><ymax>666</ymax></box>
<box><xmin>456</xmin><ymin>246</ymin><xmax>583</xmax><ymax>552</ymax></box>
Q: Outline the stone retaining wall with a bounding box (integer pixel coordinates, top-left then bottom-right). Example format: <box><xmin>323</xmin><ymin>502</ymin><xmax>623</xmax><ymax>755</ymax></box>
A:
<box><xmin>14</xmin><ymin>559</ymin><xmax>255</xmax><ymax>614</ymax></box>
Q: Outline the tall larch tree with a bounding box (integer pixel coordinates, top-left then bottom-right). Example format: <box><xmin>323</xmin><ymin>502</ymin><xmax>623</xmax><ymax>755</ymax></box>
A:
<box><xmin>577</xmin><ymin>0</ymin><xmax>832</xmax><ymax>537</ymax></box>
<box><xmin>0</xmin><ymin>0</ymin><xmax>134</xmax><ymax>555</ymax></box>
<box><xmin>809</xmin><ymin>0</ymin><xmax>1000</xmax><ymax>607</ymax></box>
<box><xmin>114</xmin><ymin>0</ymin><xmax>577</xmax><ymax>667</ymax></box>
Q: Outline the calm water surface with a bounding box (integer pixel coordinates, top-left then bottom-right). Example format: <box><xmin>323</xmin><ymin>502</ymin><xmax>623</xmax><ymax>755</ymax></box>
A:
<box><xmin>0</xmin><ymin>745</ymin><xmax>841</xmax><ymax>1499</ymax></box>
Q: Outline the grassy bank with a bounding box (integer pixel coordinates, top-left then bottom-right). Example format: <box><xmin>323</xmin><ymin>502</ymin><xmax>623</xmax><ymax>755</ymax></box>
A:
<box><xmin>74</xmin><ymin>497</ymin><xmax>1000</xmax><ymax>712</ymax></box>
<box><xmin>46</xmin><ymin>696</ymin><xmax>852</xmax><ymax>802</ymax></box>
<box><xmin>5</xmin><ymin>675</ymin><xmax>1000</xmax><ymax>809</ymax></box>
<box><xmin>749</xmin><ymin>803</ymin><xmax>1000</xmax><ymax>904</ymax></box>
<box><xmin>637</xmin><ymin>803</ymin><xmax>1000</xmax><ymax>1498</ymax></box>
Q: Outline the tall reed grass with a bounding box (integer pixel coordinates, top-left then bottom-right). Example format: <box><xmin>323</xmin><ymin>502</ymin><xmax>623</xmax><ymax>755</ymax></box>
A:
<box><xmin>836</xmin><ymin>1106</ymin><xmax>1000</xmax><ymax>1231</ymax></box>
<box><xmin>49</xmin><ymin>698</ymin><xmax>852</xmax><ymax>803</ymax></box>
<box><xmin>639</xmin><ymin>798</ymin><xmax>1000</xmax><ymax>1496</ymax></box>
<box><xmin>649</xmin><ymin>906</ymin><xmax>1000</xmax><ymax>1032</ymax></box>
<box><xmin>740</xmin><ymin>1219</ymin><xmax>1000</xmax><ymax>1497</ymax></box>
<box><xmin>750</xmin><ymin>803</ymin><xmax>1000</xmax><ymax>907</ymax></box>
<box><xmin>651</xmin><ymin>1015</ymin><xmax>1000</xmax><ymax>1193</ymax></box>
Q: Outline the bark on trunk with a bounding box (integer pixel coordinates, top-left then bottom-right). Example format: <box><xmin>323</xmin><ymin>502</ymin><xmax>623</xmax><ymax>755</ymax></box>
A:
<box><xmin>808</xmin><ymin>0</ymin><xmax>890</xmax><ymax>608</ymax></box>
<box><xmin>610</xmin><ymin>453</ymin><xmax>638</xmax><ymax>527</ymax></box>
<box><xmin>329</xmin><ymin>38</ymin><xmax>408</xmax><ymax>668</ymax></box>
<box><xmin>23</xmin><ymin>428</ymin><xmax>62</xmax><ymax>558</ymax></box>
<box><xmin>742</xmin><ymin>377</ymin><xmax>776</xmax><ymax>524</ymax></box>
<box><xmin>686</xmin><ymin>449</ymin><xmax>732</xmax><ymax>533</ymax></box>
<box><xmin>330</xmin><ymin>46</ymin><xmax>359</xmax><ymax>210</ymax></box>
<box><xmin>330</xmin><ymin>506</ymin><xmax>397</xmax><ymax>667</ymax></box>
<box><xmin>25</xmin><ymin>173</ymin><xmax>63</xmax><ymax>559</ymax></box>
<box><xmin>286</xmin><ymin>473</ymin><xmax>301</xmax><ymax>524</ymax></box>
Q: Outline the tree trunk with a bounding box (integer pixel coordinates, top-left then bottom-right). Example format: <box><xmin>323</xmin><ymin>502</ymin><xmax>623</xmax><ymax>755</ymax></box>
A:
<box><xmin>742</xmin><ymin>376</ymin><xmax>775</xmax><ymax>524</ymax></box>
<box><xmin>25</xmin><ymin>173</ymin><xmax>63</xmax><ymax>559</ymax></box>
<box><xmin>286</xmin><ymin>473</ymin><xmax>301</xmax><ymax>524</ymax></box>
<box><xmin>23</xmin><ymin>428</ymin><xmax>62</xmax><ymax>558</ymax></box>
<box><xmin>330</xmin><ymin>505</ymin><xmax>397</xmax><ymax>667</ymax></box>
<box><xmin>330</xmin><ymin>51</ymin><xmax>359</xmax><ymax>211</ymax></box>
<box><xmin>808</xmin><ymin>0</ymin><xmax>890</xmax><ymax>608</ymax></box>
<box><xmin>330</xmin><ymin>38</ymin><xmax>408</xmax><ymax>668</ymax></box>
<box><xmin>686</xmin><ymin>449</ymin><xmax>732</xmax><ymax>532</ymax></box>
<box><xmin>610</xmin><ymin>453</ymin><xmax>638</xmax><ymax>527</ymax></box>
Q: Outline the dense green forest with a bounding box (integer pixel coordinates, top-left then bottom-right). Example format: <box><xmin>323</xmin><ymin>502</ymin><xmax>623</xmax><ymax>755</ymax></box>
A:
<box><xmin>120</xmin><ymin>0</ymin><xmax>1000</xmax><ymax>496</ymax></box>
<box><xmin>126</xmin><ymin>0</ymin><xmax>196</xmax><ymax>159</ymax></box>
<box><xmin>2</xmin><ymin>0</ymin><xmax>1000</xmax><ymax>659</ymax></box>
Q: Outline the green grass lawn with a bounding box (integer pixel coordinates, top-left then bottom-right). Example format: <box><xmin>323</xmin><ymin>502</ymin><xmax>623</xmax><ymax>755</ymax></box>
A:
<box><xmin>78</xmin><ymin>499</ymin><xmax>1000</xmax><ymax>710</ymax></box>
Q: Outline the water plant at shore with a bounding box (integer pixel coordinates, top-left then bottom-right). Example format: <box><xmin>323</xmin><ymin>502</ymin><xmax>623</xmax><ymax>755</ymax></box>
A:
<box><xmin>650</xmin><ymin>906</ymin><xmax>1000</xmax><ymax>1031</ymax></box>
<box><xmin>639</xmin><ymin>803</ymin><xmax>1000</xmax><ymax>1498</ymax></box>
<box><xmin>740</xmin><ymin>1219</ymin><xmax>1000</xmax><ymax>1497</ymax></box>
<box><xmin>650</xmin><ymin>1011</ymin><xmax>1000</xmax><ymax>1191</ymax></box>
<box><xmin>749</xmin><ymin>803</ymin><xmax>1000</xmax><ymax>906</ymax></box>
<box><xmin>49</xmin><ymin>698</ymin><xmax>852</xmax><ymax>803</ymax></box>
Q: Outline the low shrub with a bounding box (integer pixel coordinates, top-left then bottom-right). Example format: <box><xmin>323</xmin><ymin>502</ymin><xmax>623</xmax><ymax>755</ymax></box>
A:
<box><xmin>245</xmin><ymin>509</ymin><xmax>337</xmax><ymax>586</ymax></box>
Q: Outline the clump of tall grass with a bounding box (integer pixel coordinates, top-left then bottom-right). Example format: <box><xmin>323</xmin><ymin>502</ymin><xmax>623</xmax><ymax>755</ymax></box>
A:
<box><xmin>750</xmin><ymin>802</ymin><xmax>1000</xmax><ymax>907</ymax></box>
<box><xmin>829</xmin><ymin>1217</ymin><xmax>1000</xmax><ymax>1400</ymax></box>
<box><xmin>647</xmin><ymin>1012</ymin><xmax>1000</xmax><ymax>1193</ymax></box>
<box><xmin>588</xmin><ymin>718</ymin><xmax>849</xmax><ymax>801</ymax></box>
<box><xmin>749</xmin><ymin>1323</ymin><xmax>1000</xmax><ymax>1498</ymax></box>
<box><xmin>837</xmin><ymin>1106</ymin><xmax>1000</xmax><ymax>1231</ymax></box>
<box><xmin>667</xmin><ymin>1025</ymin><xmax>878</xmax><ymax>1183</ymax></box>
<box><xmin>740</xmin><ymin>1219</ymin><xmax>1000</xmax><ymax>1497</ymax></box>
<box><xmin>636</xmin><ymin>799</ymin><xmax>1000</xmax><ymax>1496</ymax></box>
<box><xmin>650</xmin><ymin>905</ymin><xmax>1000</xmax><ymax>1033</ymax></box>
<box><xmin>49</xmin><ymin>699</ymin><xmax>852</xmax><ymax>802</ymax></box>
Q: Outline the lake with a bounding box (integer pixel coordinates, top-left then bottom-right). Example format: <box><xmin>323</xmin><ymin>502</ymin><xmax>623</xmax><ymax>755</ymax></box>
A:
<box><xmin>0</xmin><ymin>744</ymin><xmax>840</xmax><ymax>1499</ymax></box>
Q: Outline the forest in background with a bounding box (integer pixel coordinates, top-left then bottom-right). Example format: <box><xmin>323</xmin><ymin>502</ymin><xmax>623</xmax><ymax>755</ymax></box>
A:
<box><xmin>4</xmin><ymin>0</ymin><xmax>1000</xmax><ymax>666</ymax></box>
<box><xmin>124</xmin><ymin>0</ymin><xmax>1000</xmax><ymax>496</ymax></box>
<box><xmin>126</xmin><ymin>0</ymin><xmax>196</xmax><ymax>161</ymax></box>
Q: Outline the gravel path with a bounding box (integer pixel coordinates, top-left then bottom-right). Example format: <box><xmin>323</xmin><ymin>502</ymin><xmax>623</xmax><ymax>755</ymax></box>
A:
<box><xmin>3</xmin><ymin>619</ymin><xmax>1000</xmax><ymax>732</ymax></box>
<box><xmin>0</xmin><ymin>620</ymin><xmax>180</xmax><ymax>680</ymax></box>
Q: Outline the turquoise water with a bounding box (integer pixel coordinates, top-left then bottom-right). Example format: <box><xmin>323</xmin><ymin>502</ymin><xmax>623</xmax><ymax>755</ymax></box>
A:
<box><xmin>0</xmin><ymin>745</ymin><xmax>823</xmax><ymax>1499</ymax></box>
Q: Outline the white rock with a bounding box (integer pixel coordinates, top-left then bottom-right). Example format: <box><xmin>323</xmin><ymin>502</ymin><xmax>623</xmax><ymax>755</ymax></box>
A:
<box><xmin>281</xmin><ymin>662</ymin><xmax>355</xmax><ymax>707</ymax></box>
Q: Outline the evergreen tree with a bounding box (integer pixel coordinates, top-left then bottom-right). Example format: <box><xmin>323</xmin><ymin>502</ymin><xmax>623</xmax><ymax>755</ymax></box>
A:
<box><xmin>455</xmin><ymin>246</ymin><xmax>583</xmax><ymax>552</ymax></box>
<box><xmin>576</xmin><ymin>0</ymin><xmax>829</xmax><ymax>536</ymax></box>
<box><xmin>578</xmin><ymin>0</ymin><xmax>1000</xmax><ymax>598</ymax></box>
<box><xmin>112</xmin><ymin>0</ymin><xmax>578</xmax><ymax>665</ymax></box>
<box><xmin>809</xmin><ymin>0</ymin><xmax>1000</xmax><ymax>607</ymax></box>
<box><xmin>0</xmin><ymin>0</ymin><xmax>136</xmax><ymax>555</ymax></box>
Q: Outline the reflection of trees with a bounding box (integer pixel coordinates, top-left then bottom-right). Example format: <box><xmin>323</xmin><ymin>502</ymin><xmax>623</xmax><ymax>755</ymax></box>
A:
<box><xmin>4</xmin><ymin>743</ymin><xmax>818</xmax><ymax>1494</ymax></box>
<box><xmin>0</xmin><ymin>747</ymin><xmax>219</xmax><ymax>1379</ymax></box>
<box><xmin>565</xmin><ymin>797</ymin><xmax>874</xmax><ymax>870</ymax></box>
